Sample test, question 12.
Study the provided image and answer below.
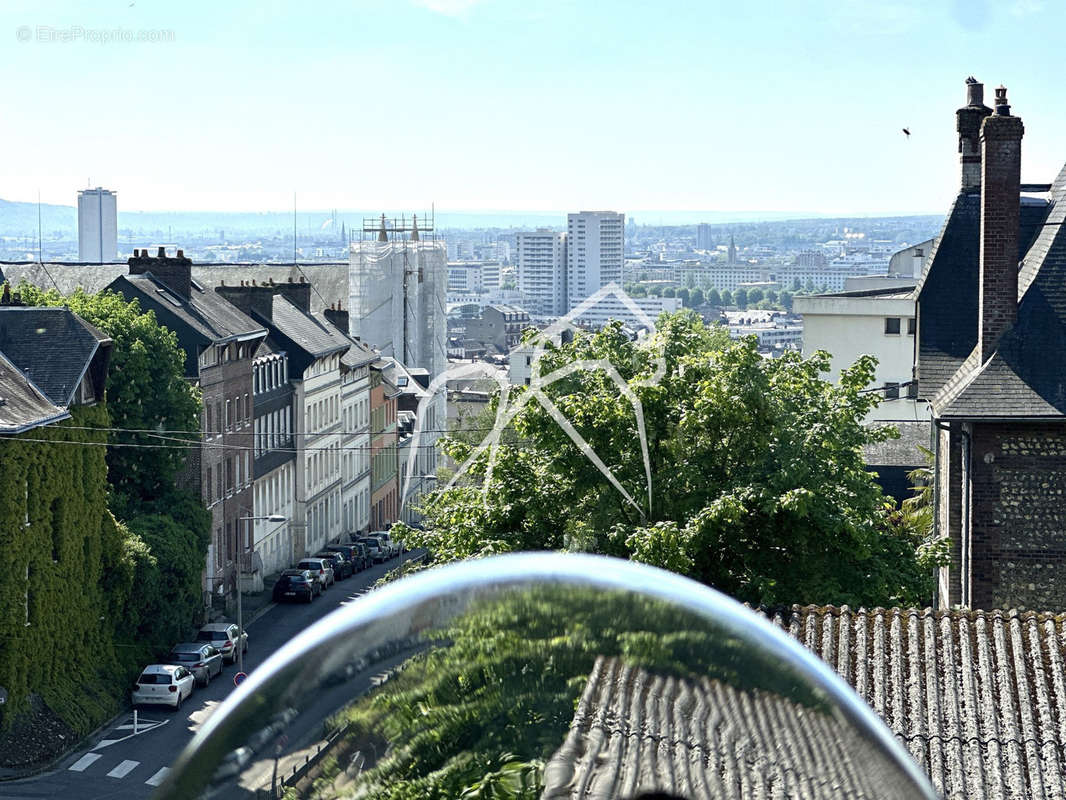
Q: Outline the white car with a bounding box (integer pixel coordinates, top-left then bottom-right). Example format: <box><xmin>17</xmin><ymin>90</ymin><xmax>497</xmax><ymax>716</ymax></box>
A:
<box><xmin>368</xmin><ymin>531</ymin><xmax>397</xmax><ymax>558</ymax></box>
<box><xmin>196</xmin><ymin>622</ymin><xmax>248</xmax><ymax>665</ymax></box>
<box><xmin>132</xmin><ymin>664</ymin><xmax>195</xmax><ymax>710</ymax></box>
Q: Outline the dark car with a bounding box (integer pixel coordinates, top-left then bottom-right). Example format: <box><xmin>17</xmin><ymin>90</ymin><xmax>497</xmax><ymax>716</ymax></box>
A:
<box><xmin>273</xmin><ymin>569</ymin><xmax>317</xmax><ymax>603</ymax></box>
<box><xmin>315</xmin><ymin>550</ymin><xmax>353</xmax><ymax>580</ymax></box>
<box><xmin>166</xmin><ymin>642</ymin><xmax>224</xmax><ymax>687</ymax></box>
<box><xmin>326</xmin><ymin>543</ymin><xmax>367</xmax><ymax>572</ymax></box>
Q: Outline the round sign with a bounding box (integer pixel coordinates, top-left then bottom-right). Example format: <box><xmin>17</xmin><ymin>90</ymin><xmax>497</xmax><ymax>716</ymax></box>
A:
<box><xmin>233</xmin><ymin>672</ymin><xmax>247</xmax><ymax>687</ymax></box>
<box><xmin>0</xmin><ymin>686</ymin><xmax>7</xmax><ymax>706</ymax></box>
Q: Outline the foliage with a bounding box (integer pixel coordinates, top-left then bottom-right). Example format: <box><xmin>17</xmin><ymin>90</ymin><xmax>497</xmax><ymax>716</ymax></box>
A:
<box><xmin>720</xmin><ymin>288</ymin><xmax>733</xmax><ymax>305</ymax></box>
<box><xmin>13</xmin><ymin>282</ymin><xmax>200</xmax><ymax>507</ymax></box>
<box><xmin>734</xmin><ymin>287</ymin><xmax>748</xmax><ymax>309</ymax></box>
<box><xmin>677</xmin><ymin>287</ymin><xmax>690</xmax><ymax>306</ymax></box>
<box><xmin>706</xmin><ymin>288</ymin><xmax>722</xmax><ymax>307</ymax></box>
<box><xmin>690</xmin><ymin>287</ymin><xmax>705</xmax><ymax>307</ymax></box>
<box><xmin>410</xmin><ymin>311</ymin><xmax>936</xmax><ymax>607</ymax></box>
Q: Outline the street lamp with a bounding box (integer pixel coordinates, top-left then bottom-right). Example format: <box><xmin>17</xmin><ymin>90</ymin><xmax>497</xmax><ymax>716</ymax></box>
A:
<box><xmin>236</xmin><ymin>513</ymin><xmax>286</xmax><ymax>674</ymax></box>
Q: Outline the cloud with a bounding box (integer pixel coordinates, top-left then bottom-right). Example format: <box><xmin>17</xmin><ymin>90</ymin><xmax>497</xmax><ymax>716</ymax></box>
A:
<box><xmin>411</xmin><ymin>0</ymin><xmax>485</xmax><ymax>16</ymax></box>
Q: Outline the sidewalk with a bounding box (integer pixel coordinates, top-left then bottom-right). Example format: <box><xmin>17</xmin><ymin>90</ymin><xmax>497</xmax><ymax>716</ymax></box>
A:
<box><xmin>206</xmin><ymin>572</ymin><xmax>280</xmax><ymax>627</ymax></box>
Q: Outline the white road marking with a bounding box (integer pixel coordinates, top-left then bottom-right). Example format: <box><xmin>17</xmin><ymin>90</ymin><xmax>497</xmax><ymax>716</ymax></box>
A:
<box><xmin>145</xmin><ymin>767</ymin><xmax>171</xmax><ymax>786</ymax></box>
<box><xmin>107</xmin><ymin>759</ymin><xmax>140</xmax><ymax>778</ymax></box>
<box><xmin>69</xmin><ymin>753</ymin><xmax>102</xmax><ymax>772</ymax></box>
<box><xmin>95</xmin><ymin>739</ymin><xmax>119</xmax><ymax>748</ymax></box>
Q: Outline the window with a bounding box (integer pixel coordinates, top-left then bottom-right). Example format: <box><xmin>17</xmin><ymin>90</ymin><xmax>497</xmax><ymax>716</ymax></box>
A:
<box><xmin>884</xmin><ymin>317</ymin><xmax>901</xmax><ymax>335</ymax></box>
<box><xmin>226</xmin><ymin>399</ymin><xmax>232</xmax><ymax>430</ymax></box>
<box><xmin>907</xmin><ymin>381</ymin><xmax>919</xmax><ymax>399</ymax></box>
<box><xmin>884</xmin><ymin>382</ymin><xmax>900</xmax><ymax>400</ymax></box>
<box><xmin>907</xmin><ymin>317</ymin><xmax>916</xmax><ymax>336</ymax></box>
<box><xmin>206</xmin><ymin>466</ymin><xmax>213</xmax><ymax>503</ymax></box>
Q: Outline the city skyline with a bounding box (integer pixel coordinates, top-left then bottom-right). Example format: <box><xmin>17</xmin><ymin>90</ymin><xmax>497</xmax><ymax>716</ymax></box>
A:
<box><xmin>2</xmin><ymin>1</ymin><xmax>1065</xmax><ymax>215</ymax></box>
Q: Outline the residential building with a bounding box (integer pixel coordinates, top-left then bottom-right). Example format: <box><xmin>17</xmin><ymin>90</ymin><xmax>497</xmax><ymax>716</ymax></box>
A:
<box><xmin>570</xmin><ymin>293</ymin><xmax>680</xmax><ymax>330</ymax></box>
<box><xmin>722</xmin><ymin>309</ymin><xmax>804</xmax><ymax>353</ymax></box>
<box><xmin>567</xmin><ymin>211</ymin><xmax>624</xmax><ymax>311</ymax></box>
<box><xmin>696</xmin><ymin>223</ymin><xmax>713</xmax><ymax>251</ymax></box>
<box><xmin>250</xmin><ymin>344</ymin><xmax>295</xmax><ymax>579</ymax></box>
<box><xmin>369</xmin><ymin>359</ymin><xmax>398</xmax><ymax>529</ymax></box>
<box><xmin>916</xmin><ymin>80</ymin><xmax>1066</xmax><ymax>611</ymax></box>
<box><xmin>516</xmin><ymin>229</ymin><xmax>567</xmax><ymax>317</ymax></box>
<box><xmin>447</xmin><ymin>261</ymin><xmax>503</xmax><ymax>295</ymax></box>
<box><xmin>463</xmin><ymin>304</ymin><xmax>531</xmax><ymax>354</ymax></box>
<box><xmin>77</xmin><ymin>187</ymin><xmax>118</xmax><ymax>263</ymax></box>
<box><xmin>106</xmin><ymin>249</ymin><xmax>267</xmax><ymax>599</ymax></box>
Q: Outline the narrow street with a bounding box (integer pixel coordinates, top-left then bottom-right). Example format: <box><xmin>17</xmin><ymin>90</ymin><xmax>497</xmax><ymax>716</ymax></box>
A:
<box><xmin>0</xmin><ymin>558</ymin><xmax>412</xmax><ymax>800</ymax></box>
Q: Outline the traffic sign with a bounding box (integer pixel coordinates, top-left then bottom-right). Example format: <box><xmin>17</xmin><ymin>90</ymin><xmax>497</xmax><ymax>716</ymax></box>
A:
<box><xmin>234</xmin><ymin>672</ymin><xmax>247</xmax><ymax>687</ymax></box>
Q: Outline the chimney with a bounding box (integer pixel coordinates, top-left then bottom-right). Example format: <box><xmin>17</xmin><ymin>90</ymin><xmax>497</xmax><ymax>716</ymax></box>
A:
<box><xmin>215</xmin><ymin>283</ymin><xmax>276</xmax><ymax>322</ymax></box>
<box><xmin>274</xmin><ymin>278</ymin><xmax>311</xmax><ymax>312</ymax></box>
<box><xmin>127</xmin><ymin>246</ymin><xmax>193</xmax><ymax>299</ymax></box>
<box><xmin>977</xmin><ymin>85</ymin><xmax>1024</xmax><ymax>364</ymax></box>
<box><xmin>957</xmin><ymin>77</ymin><xmax>992</xmax><ymax>192</ymax></box>
<box><xmin>323</xmin><ymin>304</ymin><xmax>350</xmax><ymax>335</ymax></box>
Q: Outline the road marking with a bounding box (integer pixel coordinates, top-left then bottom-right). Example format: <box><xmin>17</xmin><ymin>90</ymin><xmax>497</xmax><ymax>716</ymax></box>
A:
<box><xmin>107</xmin><ymin>759</ymin><xmax>140</xmax><ymax>778</ymax></box>
<box><xmin>69</xmin><ymin>753</ymin><xmax>102</xmax><ymax>772</ymax></box>
<box><xmin>145</xmin><ymin>767</ymin><xmax>171</xmax><ymax>786</ymax></box>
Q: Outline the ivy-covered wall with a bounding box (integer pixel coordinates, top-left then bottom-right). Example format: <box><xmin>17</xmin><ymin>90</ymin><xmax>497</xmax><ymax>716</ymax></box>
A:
<box><xmin>0</xmin><ymin>405</ymin><xmax>133</xmax><ymax>733</ymax></box>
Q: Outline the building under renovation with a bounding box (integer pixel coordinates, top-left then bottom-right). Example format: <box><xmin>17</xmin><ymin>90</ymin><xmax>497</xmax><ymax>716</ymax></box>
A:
<box><xmin>349</xmin><ymin>215</ymin><xmax>447</xmax><ymax>499</ymax></box>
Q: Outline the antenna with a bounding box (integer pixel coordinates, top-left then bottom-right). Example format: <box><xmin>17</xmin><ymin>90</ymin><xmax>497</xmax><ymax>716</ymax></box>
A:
<box><xmin>37</xmin><ymin>190</ymin><xmax>43</xmax><ymax>263</ymax></box>
<box><xmin>293</xmin><ymin>192</ymin><xmax>297</xmax><ymax>264</ymax></box>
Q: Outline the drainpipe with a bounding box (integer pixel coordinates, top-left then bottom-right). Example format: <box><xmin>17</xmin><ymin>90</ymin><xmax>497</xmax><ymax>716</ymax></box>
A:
<box><xmin>959</xmin><ymin>424</ymin><xmax>973</xmax><ymax>608</ymax></box>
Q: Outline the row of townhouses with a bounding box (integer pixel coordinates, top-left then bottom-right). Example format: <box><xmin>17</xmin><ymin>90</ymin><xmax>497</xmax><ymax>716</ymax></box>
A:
<box><xmin>0</xmin><ymin>248</ymin><xmax>434</xmax><ymax>604</ymax></box>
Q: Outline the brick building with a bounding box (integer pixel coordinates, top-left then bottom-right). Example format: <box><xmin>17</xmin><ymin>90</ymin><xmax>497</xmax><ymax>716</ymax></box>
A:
<box><xmin>916</xmin><ymin>80</ymin><xmax>1066</xmax><ymax>610</ymax></box>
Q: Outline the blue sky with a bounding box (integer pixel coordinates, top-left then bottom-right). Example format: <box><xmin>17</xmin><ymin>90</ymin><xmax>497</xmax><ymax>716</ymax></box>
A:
<box><xmin>1</xmin><ymin>0</ymin><xmax>1063</xmax><ymax>216</ymax></box>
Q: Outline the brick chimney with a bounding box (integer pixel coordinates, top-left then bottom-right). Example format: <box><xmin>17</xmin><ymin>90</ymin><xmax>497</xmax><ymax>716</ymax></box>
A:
<box><xmin>957</xmin><ymin>77</ymin><xmax>992</xmax><ymax>193</ymax></box>
<box><xmin>323</xmin><ymin>303</ymin><xmax>350</xmax><ymax>334</ymax></box>
<box><xmin>128</xmin><ymin>247</ymin><xmax>193</xmax><ymax>299</ymax></box>
<box><xmin>215</xmin><ymin>283</ymin><xmax>276</xmax><ymax>322</ymax></box>
<box><xmin>273</xmin><ymin>275</ymin><xmax>311</xmax><ymax>312</ymax></box>
<box><xmin>977</xmin><ymin>85</ymin><xmax>1023</xmax><ymax>364</ymax></box>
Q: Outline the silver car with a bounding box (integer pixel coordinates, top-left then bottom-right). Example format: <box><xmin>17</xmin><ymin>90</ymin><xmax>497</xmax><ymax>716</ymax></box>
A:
<box><xmin>167</xmin><ymin>642</ymin><xmax>224</xmax><ymax>687</ymax></box>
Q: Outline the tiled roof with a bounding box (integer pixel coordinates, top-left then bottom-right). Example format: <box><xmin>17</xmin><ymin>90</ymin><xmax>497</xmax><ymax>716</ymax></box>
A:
<box><xmin>546</xmin><ymin>605</ymin><xmax>1066</xmax><ymax>800</ymax></box>
<box><xmin>0</xmin><ymin>307</ymin><xmax>111</xmax><ymax>406</ymax></box>
<box><xmin>0</xmin><ymin>350</ymin><xmax>69</xmax><ymax>434</ymax></box>
<box><xmin>861</xmin><ymin>420</ymin><xmax>930</xmax><ymax>467</ymax></box>
<box><xmin>269</xmin><ymin>296</ymin><xmax>350</xmax><ymax>359</ymax></box>
<box><xmin>109</xmin><ymin>273</ymin><xmax>265</xmax><ymax>344</ymax></box>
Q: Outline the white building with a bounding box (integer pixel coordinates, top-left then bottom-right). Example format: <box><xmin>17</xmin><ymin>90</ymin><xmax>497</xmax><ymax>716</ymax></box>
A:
<box><xmin>447</xmin><ymin>261</ymin><xmax>503</xmax><ymax>295</ymax></box>
<box><xmin>339</xmin><ymin>337</ymin><xmax>375</xmax><ymax>536</ymax></box>
<box><xmin>516</xmin><ymin>229</ymin><xmax>567</xmax><ymax>317</ymax></box>
<box><xmin>794</xmin><ymin>288</ymin><xmax>922</xmax><ymax>422</ymax></box>
<box><xmin>77</xmin><ymin>187</ymin><xmax>117</xmax><ymax>263</ymax></box>
<box><xmin>570</xmin><ymin>294</ymin><xmax>681</xmax><ymax>330</ymax></box>
<box><xmin>251</xmin><ymin>347</ymin><xmax>296</xmax><ymax>579</ymax></box>
<box><xmin>567</xmin><ymin>211</ymin><xmax>624</xmax><ymax>311</ymax></box>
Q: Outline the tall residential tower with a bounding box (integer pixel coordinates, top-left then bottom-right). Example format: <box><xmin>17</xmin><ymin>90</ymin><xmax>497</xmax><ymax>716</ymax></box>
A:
<box><xmin>77</xmin><ymin>187</ymin><xmax>118</xmax><ymax>263</ymax></box>
<box><xmin>566</xmin><ymin>211</ymin><xmax>624</xmax><ymax>311</ymax></box>
<box><xmin>515</xmin><ymin>229</ymin><xmax>567</xmax><ymax>317</ymax></box>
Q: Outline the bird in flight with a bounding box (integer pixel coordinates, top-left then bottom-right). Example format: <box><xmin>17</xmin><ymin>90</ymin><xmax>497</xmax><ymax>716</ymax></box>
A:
<box><xmin>902</xmin><ymin>127</ymin><xmax>911</xmax><ymax>138</ymax></box>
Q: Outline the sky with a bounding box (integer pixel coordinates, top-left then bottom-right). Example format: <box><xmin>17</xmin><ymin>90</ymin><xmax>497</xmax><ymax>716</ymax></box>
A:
<box><xmin>1</xmin><ymin>0</ymin><xmax>1064</xmax><ymax>217</ymax></box>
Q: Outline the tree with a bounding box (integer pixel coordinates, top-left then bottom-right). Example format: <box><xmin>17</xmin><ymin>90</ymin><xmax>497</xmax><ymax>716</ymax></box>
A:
<box><xmin>791</xmin><ymin>278</ymin><xmax>802</xmax><ymax>291</ymax></box>
<box><xmin>747</xmin><ymin>288</ymin><xmax>764</xmax><ymax>304</ymax></box>
<box><xmin>677</xmin><ymin>287</ymin><xmax>690</xmax><ymax>306</ymax></box>
<box><xmin>804</xmin><ymin>279</ymin><xmax>816</xmax><ymax>293</ymax></box>
<box><xmin>647</xmin><ymin>285</ymin><xmax>661</xmax><ymax>297</ymax></box>
<box><xmin>734</xmin><ymin>288</ymin><xmax>748</xmax><ymax>309</ymax></box>
<box><xmin>780</xmin><ymin>290</ymin><xmax>794</xmax><ymax>312</ymax></box>
<box><xmin>720</xmin><ymin>289</ymin><xmax>734</xmax><ymax>306</ymax></box>
<box><xmin>662</xmin><ymin>287</ymin><xmax>676</xmax><ymax>298</ymax></box>
<box><xmin>629</xmin><ymin>285</ymin><xmax>647</xmax><ymax>297</ymax></box>
<box><xmin>766</xmin><ymin>290</ymin><xmax>778</xmax><ymax>304</ymax></box>
<box><xmin>14</xmin><ymin>284</ymin><xmax>200</xmax><ymax>509</ymax></box>
<box><xmin>409</xmin><ymin>313</ymin><xmax>938</xmax><ymax>607</ymax></box>
<box><xmin>706</xmin><ymin>288</ymin><xmax>722</xmax><ymax>307</ymax></box>
<box><xmin>690</xmin><ymin>288</ymin><xmax>705</xmax><ymax>307</ymax></box>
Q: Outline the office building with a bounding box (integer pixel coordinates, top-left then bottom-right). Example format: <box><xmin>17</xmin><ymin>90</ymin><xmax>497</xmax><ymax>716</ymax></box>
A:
<box><xmin>77</xmin><ymin>187</ymin><xmax>118</xmax><ymax>263</ymax></box>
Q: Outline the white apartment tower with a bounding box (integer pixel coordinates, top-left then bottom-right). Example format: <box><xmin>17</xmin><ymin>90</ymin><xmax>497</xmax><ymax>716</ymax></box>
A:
<box><xmin>77</xmin><ymin>187</ymin><xmax>118</xmax><ymax>263</ymax></box>
<box><xmin>566</xmin><ymin>211</ymin><xmax>624</xmax><ymax>311</ymax></box>
<box><xmin>516</xmin><ymin>229</ymin><xmax>567</xmax><ymax>317</ymax></box>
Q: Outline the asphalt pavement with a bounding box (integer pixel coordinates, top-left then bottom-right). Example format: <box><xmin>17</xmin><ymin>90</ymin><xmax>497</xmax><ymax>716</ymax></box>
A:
<box><xmin>0</xmin><ymin>555</ymin><xmax>413</xmax><ymax>800</ymax></box>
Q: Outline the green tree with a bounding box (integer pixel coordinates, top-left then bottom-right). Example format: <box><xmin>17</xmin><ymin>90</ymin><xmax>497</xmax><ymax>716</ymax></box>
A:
<box><xmin>780</xmin><ymin>290</ymin><xmax>794</xmax><ymax>311</ymax></box>
<box><xmin>690</xmin><ymin>288</ymin><xmax>705</xmax><ymax>307</ymax></box>
<box><xmin>734</xmin><ymin>288</ymin><xmax>748</xmax><ymax>309</ymax></box>
<box><xmin>804</xmin><ymin>279</ymin><xmax>816</xmax><ymax>293</ymax></box>
<box><xmin>747</xmin><ymin>288</ymin><xmax>764</xmax><ymax>304</ymax></box>
<box><xmin>410</xmin><ymin>313</ymin><xmax>937</xmax><ymax>607</ymax></box>
<box><xmin>662</xmin><ymin>287</ymin><xmax>676</xmax><ymax>298</ymax></box>
<box><xmin>791</xmin><ymin>278</ymin><xmax>802</xmax><ymax>291</ymax></box>
<box><xmin>767</xmin><ymin>289</ymin><xmax>779</xmax><ymax>304</ymax></box>
<box><xmin>706</xmin><ymin>288</ymin><xmax>722</xmax><ymax>307</ymax></box>
<box><xmin>720</xmin><ymin>289</ymin><xmax>734</xmax><ymax>306</ymax></box>
<box><xmin>646</xmin><ymin>284</ymin><xmax>661</xmax><ymax>297</ymax></box>
<box><xmin>14</xmin><ymin>284</ymin><xmax>200</xmax><ymax>509</ymax></box>
<box><xmin>676</xmin><ymin>287</ymin><xmax>690</xmax><ymax>306</ymax></box>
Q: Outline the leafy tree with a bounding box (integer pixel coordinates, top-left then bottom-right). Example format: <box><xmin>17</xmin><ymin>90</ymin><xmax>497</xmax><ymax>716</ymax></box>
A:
<box><xmin>747</xmin><ymin>288</ymin><xmax>764</xmax><ymax>304</ymax></box>
<box><xmin>804</xmin><ymin>279</ymin><xmax>816</xmax><ymax>292</ymax></box>
<box><xmin>629</xmin><ymin>285</ymin><xmax>647</xmax><ymax>297</ymax></box>
<box><xmin>767</xmin><ymin>290</ymin><xmax>778</xmax><ymax>304</ymax></box>
<box><xmin>409</xmin><ymin>313</ymin><xmax>938</xmax><ymax>607</ymax></box>
<box><xmin>662</xmin><ymin>287</ymin><xmax>676</xmax><ymax>298</ymax></box>
<box><xmin>720</xmin><ymin>289</ymin><xmax>734</xmax><ymax>306</ymax></box>
<box><xmin>14</xmin><ymin>284</ymin><xmax>200</xmax><ymax>508</ymax></box>
<box><xmin>734</xmin><ymin>288</ymin><xmax>748</xmax><ymax>309</ymax></box>
<box><xmin>706</xmin><ymin>288</ymin><xmax>722</xmax><ymax>307</ymax></box>
<box><xmin>780</xmin><ymin>290</ymin><xmax>794</xmax><ymax>311</ymax></box>
<box><xmin>690</xmin><ymin>288</ymin><xmax>705</xmax><ymax>307</ymax></box>
<box><xmin>791</xmin><ymin>278</ymin><xmax>802</xmax><ymax>291</ymax></box>
<box><xmin>677</xmin><ymin>287</ymin><xmax>690</xmax><ymax>306</ymax></box>
<box><xmin>646</xmin><ymin>285</ymin><xmax>661</xmax><ymax>297</ymax></box>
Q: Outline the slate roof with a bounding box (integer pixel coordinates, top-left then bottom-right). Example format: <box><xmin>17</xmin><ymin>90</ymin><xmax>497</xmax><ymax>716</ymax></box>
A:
<box><xmin>915</xmin><ymin>190</ymin><xmax>1049</xmax><ymax>405</ymax></box>
<box><xmin>546</xmin><ymin>605</ymin><xmax>1066</xmax><ymax>800</ymax></box>
<box><xmin>110</xmin><ymin>273</ymin><xmax>265</xmax><ymax>345</ymax></box>
<box><xmin>269</xmin><ymin>296</ymin><xmax>351</xmax><ymax>359</ymax></box>
<box><xmin>861</xmin><ymin>420</ymin><xmax>930</xmax><ymax>467</ymax></box>
<box><xmin>0</xmin><ymin>307</ymin><xmax>111</xmax><ymax>406</ymax></box>
<box><xmin>0</xmin><ymin>350</ymin><xmax>69</xmax><ymax>434</ymax></box>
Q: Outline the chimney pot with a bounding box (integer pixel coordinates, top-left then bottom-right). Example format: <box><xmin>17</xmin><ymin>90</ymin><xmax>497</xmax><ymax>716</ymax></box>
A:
<box><xmin>221</xmin><ymin>279</ymin><xmax>225</xmax><ymax>286</ymax></box>
<box><xmin>157</xmin><ymin>246</ymin><xmax>166</xmax><ymax>258</ymax></box>
<box><xmin>176</xmin><ymin>249</ymin><xmax>184</xmax><ymax>259</ymax></box>
<box><xmin>994</xmin><ymin>85</ymin><xmax>1011</xmax><ymax>115</ymax></box>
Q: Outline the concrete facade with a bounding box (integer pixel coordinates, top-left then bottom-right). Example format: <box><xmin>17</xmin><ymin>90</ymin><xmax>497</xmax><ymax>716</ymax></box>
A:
<box><xmin>567</xmin><ymin>211</ymin><xmax>624</xmax><ymax>311</ymax></box>
<box><xmin>516</xmin><ymin>229</ymin><xmax>567</xmax><ymax>317</ymax></box>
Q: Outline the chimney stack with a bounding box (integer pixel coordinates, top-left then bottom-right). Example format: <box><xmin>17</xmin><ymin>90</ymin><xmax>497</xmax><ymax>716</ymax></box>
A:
<box><xmin>957</xmin><ymin>77</ymin><xmax>992</xmax><ymax>192</ymax></box>
<box><xmin>128</xmin><ymin>246</ymin><xmax>193</xmax><ymax>299</ymax></box>
<box><xmin>977</xmin><ymin>84</ymin><xmax>1024</xmax><ymax>364</ymax></box>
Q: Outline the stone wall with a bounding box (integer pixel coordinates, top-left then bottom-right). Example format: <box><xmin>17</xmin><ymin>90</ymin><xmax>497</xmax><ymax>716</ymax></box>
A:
<box><xmin>971</xmin><ymin>421</ymin><xmax>1066</xmax><ymax>611</ymax></box>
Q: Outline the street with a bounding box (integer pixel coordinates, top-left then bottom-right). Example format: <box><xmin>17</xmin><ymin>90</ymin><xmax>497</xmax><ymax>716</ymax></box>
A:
<box><xmin>0</xmin><ymin>558</ymin><xmax>410</xmax><ymax>800</ymax></box>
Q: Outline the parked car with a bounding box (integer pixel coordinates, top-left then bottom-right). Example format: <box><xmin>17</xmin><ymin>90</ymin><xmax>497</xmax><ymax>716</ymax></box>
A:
<box><xmin>315</xmin><ymin>550</ymin><xmax>353</xmax><ymax>580</ymax></box>
<box><xmin>195</xmin><ymin>622</ymin><xmax>248</xmax><ymax>665</ymax></box>
<box><xmin>368</xmin><ymin>531</ymin><xmax>397</xmax><ymax>558</ymax></box>
<box><xmin>132</xmin><ymin>664</ymin><xmax>195</xmax><ymax>710</ymax></box>
<box><xmin>273</xmin><ymin>569</ymin><xmax>317</xmax><ymax>603</ymax></box>
<box><xmin>166</xmin><ymin>643</ymin><xmax>224</xmax><ymax>687</ymax></box>
<box><xmin>356</xmin><ymin>537</ymin><xmax>386</xmax><ymax>564</ymax></box>
<box><xmin>326</xmin><ymin>543</ymin><xmax>367</xmax><ymax>572</ymax></box>
<box><xmin>297</xmin><ymin>557</ymin><xmax>334</xmax><ymax>589</ymax></box>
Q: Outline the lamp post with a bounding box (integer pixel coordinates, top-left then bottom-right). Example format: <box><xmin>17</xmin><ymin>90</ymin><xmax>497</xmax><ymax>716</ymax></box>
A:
<box><xmin>236</xmin><ymin>513</ymin><xmax>286</xmax><ymax>674</ymax></box>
